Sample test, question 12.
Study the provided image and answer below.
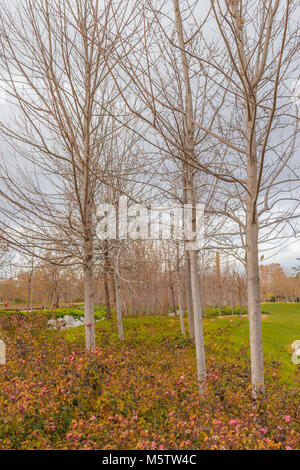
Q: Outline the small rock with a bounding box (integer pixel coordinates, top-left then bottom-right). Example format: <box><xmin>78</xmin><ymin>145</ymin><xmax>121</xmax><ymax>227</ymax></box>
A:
<box><xmin>48</xmin><ymin>315</ymin><xmax>84</xmax><ymax>330</ymax></box>
<box><xmin>291</xmin><ymin>340</ymin><xmax>300</xmax><ymax>365</ymax></box>
<box><xmin>291</xmin><ymin>340</ymin><xmax>300</xmax><ymax>351</ymax></box>
<box><xmin>0</xmin><ymin>340</ymin><xmax>6</xmax><ymax>365</ymax></box>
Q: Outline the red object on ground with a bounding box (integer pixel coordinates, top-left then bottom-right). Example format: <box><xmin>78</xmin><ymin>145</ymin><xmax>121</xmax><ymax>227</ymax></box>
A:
<box><xmin>4</xmin><ymin>301</ymin><xmax>8</xmax><ymax>308</ymax></box>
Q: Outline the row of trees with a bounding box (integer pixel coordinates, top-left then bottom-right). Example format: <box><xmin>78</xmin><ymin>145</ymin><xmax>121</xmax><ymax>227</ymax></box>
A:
<box><xmin>260</xmin><ymin>263</ymin><xmax>300</xmax><ymax>302</ymax></box>
<box><xmin>0</xmin><ymin>0</ymin><xmax>299</xmax><ymax>397</ymax></box>
<box><xmin>2</xmin><ymin>258</ymin><xmax>300</xmax><ymax>314</ymax></box>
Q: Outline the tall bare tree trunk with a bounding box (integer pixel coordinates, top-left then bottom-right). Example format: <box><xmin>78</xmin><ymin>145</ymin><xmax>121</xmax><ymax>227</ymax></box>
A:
<box><xmin>27</xmin><ymin>271</ymin><xmax>33</xmax><ymax>314</ymax></box>
<box><xmin>173</xmin><ymin>0</ymin><xmax>206</xmax><ymax>393</ymax></box>
<box><xmin>53</xmin><ymin>272</ymin><xmax>58</xmax><ymax>310</ymax></box>
<box><xmin>176</xmin><ymin>263</ymin><xmax>185</xmax><ymax>335</ymax></box>
<box><xmin>246</xmin><ymin>221</ymin><xmax>264</xmax><ymax>397</ymax></box>
<box><xmin>114</xmin><ymin>271</ymin><xmax>124</xmax><ymax>341</ymax></box>
<box><xmin>187</xmin><ymin>196</ymin><xmax>206</xmax><ymax>393</ymax></box>
<box><xmin>238</xmin><ymin>279</ymin><xmax>243</xmax><ymax>317</ymax></box>
<box><xmin>110</xmin><ymin>272</ymin><xmax>116</xmax><ymax>307</ymax></box>
<box><xmin>245</xmin><ymin>100</ymin><xmax>264</xmax><ymax>396</ymax></box>
<box><xmin>168</xmin><ymin>257</ymin><xmax>177</xmax><ymax>315</ymax></box>
<box><xmin>83</xmin><ymin>237</ymin><xmax>95</xmax><ymax>352</ymax></box>
<box><xmin>104</xmin><ymin>243</ymin><xmax>112</xmax><ymax>320</ymax></box>
<box><xmin>104</xmin><ymin>271</ymin><xmax>111</xmax><ymax>319</ymax></box>
<box><xmin>185</xmin><ymin>250</ymin><xmax>195</xmax><ymax>339</ymax></box>
<box><xmin>183</xmin><ymin>167</ymin><xmax>194</xmax><ymax>338</ymax></box>
<box><xmin>216</xmin><ymin>252</ymin><xmax>223</xmax><ymax>313</ymax></box>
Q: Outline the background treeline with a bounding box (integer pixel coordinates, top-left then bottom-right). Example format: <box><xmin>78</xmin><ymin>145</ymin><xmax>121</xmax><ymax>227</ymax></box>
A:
<box><xmin>1</xmin><ymin>258</ymin><xmax>299</xmax><ymax>313</ymax></box>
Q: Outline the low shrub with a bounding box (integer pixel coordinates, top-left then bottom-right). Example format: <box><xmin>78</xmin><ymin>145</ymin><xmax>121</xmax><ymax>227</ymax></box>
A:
<box><xmin>0</xmin><ymin>313</ymin><xmax>298</xmax><ymax>450</ymax></box>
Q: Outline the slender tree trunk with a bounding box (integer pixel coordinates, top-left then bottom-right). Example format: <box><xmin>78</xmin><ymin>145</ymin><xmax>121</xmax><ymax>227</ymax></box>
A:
<box><xmin>238</xmin><ymin>281</ymin><xmax>243</xmax><ymax>317</ymax></box>
<box><xmin>55</xmin><ymin>294</ymin><xmax>59</xmax><ymax>310</ymax></box>
<box><xmin>176</xmin><ymin>264</ymin><xmax>185</xmax><ymax>335</ymax></box>
<box><xmin>185</xmin><ymin>249</ymin><xmax>195</xmax><ymax>339</ymax></box>
<box><xmin>163</xmin><ymin>274</ymin><xmax>168</xmax><ymax>315</ymax></box>
<box><xmin>50</xmin><ymin>292</ymin><xmax>54</xmax><ymax>314</ymax></box>
<box><xmin>27</xmin><ymin>272</ymin><xmax>32</xmax><ymax>314</ymax></box>
<box><xmin>246</xmin><ymin>120</ymin><xmax>264</xmax><ymax>397</ymax></box>
<box><xmin>189</xmin><ymin>248</ymin><xmax>206</xmax><ymax>392</ymax></box>
<box><xmin>168</xmin><ymin>258</ymin><xmax>177</xmax><ymax>315</ymax></box>
<box><xmin>104</xmin><ymin>271</ymin><xmax>111</xmax><ymax>319</ymax></box>
<box><xmin>53</xmin><ymin>273</ymin><xmax>58</xmax><ymax>310</ymax></box>
<box><xmin>246</xmin><ymin>204</ymin><xmax>264</xmax><ymax>397</ymax></box>
<box><xmin>216</xmin><ymin>252</ymin><xmax>223</xmax><ymax>313</ymax></box>
<box><xmin>186</xmin><ymin>172</ymin><xmax>206</xmax><ymax>394</ymax></box>
<box><xmin>173</xmin><ymin>0</ymin><xmax>206</xmax><ymax>393</ymax></box>
<box><xmin>27</xmin><ymin>258</ymin><xmax>34</xmax><ymax>313</ymax></box>
<box><xmin>83</xmin><ymin>237</ymin><xmax>95</xmax><ymax>352</ymax></box>
<box><xmin>110</xmin><ymin>273</ymin><xmax>116</xmax><ymax>306</ymax></box>
<box><xmin>114</xmin><ymin>271</ymin><xmax>124</xmax><ymax>341</ymax></box>
<box><xmin>130</xmin><ymin>290</ymin><xmax>135</xmax><ymax>316</ymax></box>
<box><xmin>104</xmin><ymin>243</ymin><xmax>112</xmax><ymax>320</ymax></box>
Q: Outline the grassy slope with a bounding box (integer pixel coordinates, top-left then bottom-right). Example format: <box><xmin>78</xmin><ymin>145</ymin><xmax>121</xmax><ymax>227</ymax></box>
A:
<box><xmin>1</xmin><ymin>304</ymin><xmax>299</xmax><ymax>449</ymax></box>
<box><xmin>8</xmin><ymin>301</ymin><xmax>297</xmax><ymax>382</ymax></box>
<box><xmin>202</xmin><ymin>302</ymin><xmax>300</xmax><ymax>383</ymax></box>
<box><xmin>64</xmin><ymin>302</ymin><xmax>300</xmax><ymax>384</ymax></box>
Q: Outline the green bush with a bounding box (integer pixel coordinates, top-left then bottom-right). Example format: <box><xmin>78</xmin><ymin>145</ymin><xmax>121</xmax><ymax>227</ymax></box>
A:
<box><xmin>203</xmin><ymin>306</ymin><xmax>248</xmax><ymax>318</ymax></box>
<box><xmin>0</xmin><ymin>305</ymin><xmax>108</xmax><ymax>321</ymax></box>
<box><xmin>46</xmin><ymin>305</ymin><xmax>108</xmax><ymax>320</ymax></box>
<box><xmin>0</xmin><ymin>310</ymin><xmax>28</xmax><ymax>317</ymax></box>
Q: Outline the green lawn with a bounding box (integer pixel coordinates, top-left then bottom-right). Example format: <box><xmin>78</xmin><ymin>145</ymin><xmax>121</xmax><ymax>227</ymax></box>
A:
<box><xmin>63</xmin><ymin>301</ymin><xmax>300</xmax><ymax>385</ymax></box>
<box><xmin>62</xmin><ymin>302</ymin><xmax>299</xmax><ymax>384</ymax></box>
<box><xmin>204</xmin><ymin>302</ymin><xmax>300</xmax><ymax>383</ymax></box>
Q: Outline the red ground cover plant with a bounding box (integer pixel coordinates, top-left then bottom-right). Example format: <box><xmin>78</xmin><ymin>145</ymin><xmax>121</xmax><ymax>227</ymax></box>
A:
<box><xmin>0</xmin><ymin>313</ymin><xmax>299</xmax><ymax>450</ymax></box>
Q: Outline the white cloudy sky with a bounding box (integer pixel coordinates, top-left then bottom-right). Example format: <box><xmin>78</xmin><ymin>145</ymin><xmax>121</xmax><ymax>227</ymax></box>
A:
<box><xmin>263</xmin><ymin>237</ymin><xmax>300</xmax><ymax>271</ymax></box>
<box><xmin>0</xmin><ymin>0</ymin><xmax>299</xmax><ymax>273</ymax></box>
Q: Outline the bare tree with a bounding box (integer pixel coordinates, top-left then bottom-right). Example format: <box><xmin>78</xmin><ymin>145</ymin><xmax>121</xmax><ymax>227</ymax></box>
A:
<box><xmin>107</xmin><ymin>0</ymin><xmax>227</xmax><ymax>393</ymax></box>
<box><xmin>107</xmin><ymin>0</ymin><xmax>299</xmax><ymax>396</ymax></box>
<box><xmin>0</xmin><ymin>0</ymin><xmax>137</xmax><ymax>350</ymax></box>
<box><xmin>199</xmin><ymin>0</ymin><xmax>300</xmax><ymax>396</ymax></box>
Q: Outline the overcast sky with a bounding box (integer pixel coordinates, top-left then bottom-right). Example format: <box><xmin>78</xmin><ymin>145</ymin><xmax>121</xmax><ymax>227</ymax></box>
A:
<box><xmin>0</xmin><ymin>0</ymin><xmax>299</xmax><ymax>273</ymax></box>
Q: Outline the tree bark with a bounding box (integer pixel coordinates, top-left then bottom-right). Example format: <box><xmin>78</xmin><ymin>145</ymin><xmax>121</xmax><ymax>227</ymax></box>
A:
<box><xmin>104</xmin><ymin>243</ymin><xmax>112</xmax><ymax>320</ymax></box>
<box><xmin>246</xmin><ymin>191</ymin><xmax>264</xmax><ymax>397</ymax></box>
<box><xmin>176</xmin><ymin>264</ymin><xmax>185</xmax><ymax>335</ymax></box>
<box><xmin>104</xmin><ymin>271</ymin><xmax>111</xmax><ymax>319</ymax></box>
<box><xmin>238</xmin><ymin>279</ymin><xmax>243</xmax><ymax>317</ymax></box>
<box><xmin>189</xmin><ymin>248</ymin><xmax>206</xmax><ymax>392</ymax></box>
<box><xmin>114</xmin><ymin>271</ymin><xmax>124</xmax><ymax>341</ymax></box>
<box><xmin>27</xmin><ymin>272</ymin><xmax>32</xmax><ymax>314</ymax></box>
<box><xmin>184</xmin><ymin>244</ymin><xmax>195</xmax><ymax>338</ymax></box>
<box><xmin>84</xmin><ymin>237</ymin><xmax>95</xmax><ymax>352</ymax></box>
<box><xmin>246</xmin><ymin>116</ymin><xmax>264</xmax><ymax>397</ymax></box>
<box><xmin>168</xmin><ymin>257</ymin><xmax>177</xmax><ymax>315</ymax></box>
<box><xmin>216</xmin><ymin>252</ymin><xmax>223</xmax><ymax>313</ymax></box>
<box><xmin>173</xmin><ymin>0</ymin><xmax>206</xmax><ymax>393</ymax></box>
